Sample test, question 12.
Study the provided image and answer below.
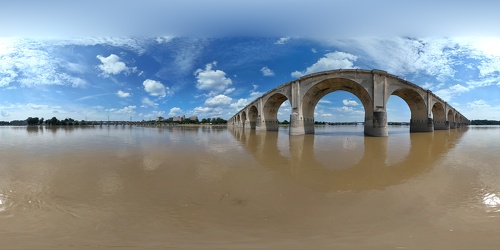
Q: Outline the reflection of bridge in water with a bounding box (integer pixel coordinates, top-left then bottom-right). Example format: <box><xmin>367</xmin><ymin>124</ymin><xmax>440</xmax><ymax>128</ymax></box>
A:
<box><xmin>229</xmin><ymin>126</ymin><xmax>467</xmax><ymax>191</ymax></box>
<box><xmin>228</xmin><ymin>69</ymin><xmax>469</xmax><ymax>136</ymax></box>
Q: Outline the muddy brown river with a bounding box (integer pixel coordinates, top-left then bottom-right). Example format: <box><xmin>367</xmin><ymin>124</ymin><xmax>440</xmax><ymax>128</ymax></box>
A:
<box><xmin>0</xmin><ymin>125</ymin><xmax>499</xmax><ymax>249</ymax></box>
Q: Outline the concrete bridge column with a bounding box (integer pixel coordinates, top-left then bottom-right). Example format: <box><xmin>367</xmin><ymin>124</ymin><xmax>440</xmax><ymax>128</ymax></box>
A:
<box><xmin>434</xmin><ymin>121</ymin><xmax>449</xmax><ymax>130</ymax></box>
<box><xmin>450</xmin><ymin>121</ymin><xmax>456</xmax><ymax>129</ymax></box>
<box><xmin>265</xmin><ymin>120</ymin><xmax>279</xmax><ymax>131</ymax></box>
<box><xmin>364</xmin><ymin>72</ymin><xmax>388</xmax><ymax>137</ymax></box>
<box><xmin>290</xmin><ymin>112</ymin><xmax>305</xmax><ymax>135</ymax></box>
<box><xmin>255</xmin><ymin>115</ymin><xmax>264</xmax><ymax>131</ymax></box>
<box><xmin>289</xmin><ymin>80</ymin><xmax>313</xmax><ymax>135</ymax></box>
<box><xmin>255</xmin><ymin>98</ymin><xmax>266</xmax><ymax>131</ymax></box>
<box><xmin>410</xmin><ymin>118</ymin><xmax>434</xmax><ymax>132</ymax></box>
<box><xmin>256</xmin><ymin>117</ymin><xmax>279</xmax><ymax>131</ymax></box>
<box><xmin>444</xmin><ymin>121</ymin><xmax>451</xmax><ymax>130</ymax></box>
<box><xmin>364</xmin><ymin>111</ymin><xmax>388</xmax><ymax>136</ymax></box>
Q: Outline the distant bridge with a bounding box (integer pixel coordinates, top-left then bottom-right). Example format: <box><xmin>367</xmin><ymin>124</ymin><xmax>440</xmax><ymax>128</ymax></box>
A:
<box><xmin>228</xmin><ymin>69</ymin><xmax>469</xmax><ymax>136</ymax></box>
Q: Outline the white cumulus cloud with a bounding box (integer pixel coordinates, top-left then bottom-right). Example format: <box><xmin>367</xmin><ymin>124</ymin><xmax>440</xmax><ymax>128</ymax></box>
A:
<box><xmin>143</xmin><ymin>79</ymin><xmax>168</xmax><ymax>97</ymax></box>
<box><xmin>467</xmin><ymin>100</ymin><xmax>490</xmax><ymax>109</ymax></box>
<box><xmin>107</xmin><ymin>105</ymin><xmax>136</xmax><ymax>114</ymax></box>
<box><xmin>291</xmin><ymin>52</ymin><xmax>358</xmax><ymax>78</ymax></box>
<box><xmin>275</xmin><ymin>37</ymin><xmax>290</xmax><ymax>45</ymax></box>
<box><xmin>141</xmin><ymin>97</ymin><xmax>158</xmax><ymax>107</ymax></box>
<box><xmin>168</xmin><ymin>107</ymin><xmax>183</xmax><ymax>116</ymax></box>
<box><xmin>27</xmin><ymin>103</ymin><xmax>49</xmax><ymax>110</ymax></box>
<box><xmin>96</xmin><ymin>54</ymin><xmax>131</xmax><ymax>77</ymax></box>
<box><xmin>434</xmin><ymin>84</ymin><xmax>470</xmax><ymax>101</ymax></box>
<box><xmin>230</xmin><ymin>98</ymin><xmax>249</xmax><ymax>110</ymax></box>
<box><xmin>224</xmin><ymin>88</ymin><xmax>235</xmax><ymax>95</ymax></box>
<box><xmin>260</xmin><ymin>66</ymin><xmax>275</xmax><ymax>76</ymax></box>
<box><xmin>205</xmin><ymin>94</ymin><xmax>232</xmax><ymax>106</ymax></box>
<box><xmin>194</xmin><ymin>61</ymin><xmax>232</xmax><ymax>94</ymax></box>
<box><xmin>116</xmin><ymin>90</ymin><xmax>131</xmax><ymax>98</ymax></box>
<box><xmin>343</xmin><ymin>99</ymin><xmax>359</xmax><ymax>106</ymax></box>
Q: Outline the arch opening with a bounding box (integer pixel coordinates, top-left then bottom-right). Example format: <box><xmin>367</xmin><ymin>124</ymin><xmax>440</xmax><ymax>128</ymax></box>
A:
<box><xmin>240</xmin><ymin>111</ymin><xmax>247</xmax><ymax>129</ymax></box>
<box><xmin>248</xmin><ymin>105</ymin><xmax>258</xmax><ymax>129</ymax></box>
<box><xmin>313</xmin><ymin>90</ymin><xmax>365</xmax><ymax>125</ymax></box>
<box><xmin>389</xmin><ymin>88</ymin><xmax>432</xmax><ymax>132</ymax></box>
<box><xmin>262</xmin><ymin>93</ymin><xmax>290</xmax><ymax>131</ymax></box>
<box><xmin>235</xmin><ymin>114</ymin><xmax>241</xmax><ymax>126</ymax></box>
<box><xmin>432</xmin><ymin>102</ymin><xmax>447</xmax><ymax>130</ymax></box>
<box><xmin>301</xmin><ymin>78</ymin><xmax>372</xmax><ymax>135</ymax></box>
<box><xmin>386</xmin><ymin>95</ymin><xmax>411</xmax><ymax>134</ymax></box>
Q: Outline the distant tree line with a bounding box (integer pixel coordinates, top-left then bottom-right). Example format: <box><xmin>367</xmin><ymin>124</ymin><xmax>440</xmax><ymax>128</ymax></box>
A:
<box><xmin>470</xmin><ymin>120</ymin><xmax>500</xmax><ymax>125</ymax></box>
<box><xmin>154</xmin><ymin>117</ymin><xmax>227</xmax><ymax>125</ymax></box>
<box><xmin>0</xmin><ymin>116</ymin><xmax>230</xmax><ymax>126</ymax></box>
<box><xmin>200</xmin><ymin>117</ymin><xmax>227</xmax><ymax>124</ymax></box>
<box><xmin>0</xmin><ymin>117</ymin><xmax>94</xmax><ymax>126</ymax></box>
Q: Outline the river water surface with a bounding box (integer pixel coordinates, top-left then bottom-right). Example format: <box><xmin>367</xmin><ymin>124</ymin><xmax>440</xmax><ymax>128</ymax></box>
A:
<box><xmin>0</xmin><ymin>125</ymin><xmax>499</xmax><ymax>249</ymax></box>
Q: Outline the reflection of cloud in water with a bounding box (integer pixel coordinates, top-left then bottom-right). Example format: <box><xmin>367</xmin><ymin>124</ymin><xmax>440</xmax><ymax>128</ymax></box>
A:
<box><xmin>0</xmin><ymin>194</ymin><xmax>5</xmax><ymax>212</ymax></box>
<box><xmin>483</xmin><ymin>193</ymin><xmax>500</xmax><ymax>211</ymax></box>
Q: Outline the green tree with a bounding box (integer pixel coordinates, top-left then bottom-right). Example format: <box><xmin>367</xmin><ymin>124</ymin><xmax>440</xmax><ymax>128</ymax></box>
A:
<box><xmin>211</xmin><ymin>117</ymin><xmax>227</xmax><ymax>124</ymax></box>
<box><xmin>48</xmin><ymin>117</ymin><xmax>59</xmax><ymax>125</ymax></box>
<box><xmin>26</xmin><ymin>117</ymin><xmax>39</xmax><ymax>125</ymax></box>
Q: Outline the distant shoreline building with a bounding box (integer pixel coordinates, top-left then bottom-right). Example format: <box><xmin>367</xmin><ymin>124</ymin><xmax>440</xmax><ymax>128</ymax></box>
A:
<box><xmin>172</xmin><ymin>115</ymin><xmax>185</xmax><ymax>122</ymax></box>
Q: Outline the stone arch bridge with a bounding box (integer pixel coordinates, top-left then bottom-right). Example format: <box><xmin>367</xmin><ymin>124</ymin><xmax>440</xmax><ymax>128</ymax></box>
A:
<box><xmin>228</xmin><ymin>69</ymin><xmax>469</xmax><ymax>136</ymax></box>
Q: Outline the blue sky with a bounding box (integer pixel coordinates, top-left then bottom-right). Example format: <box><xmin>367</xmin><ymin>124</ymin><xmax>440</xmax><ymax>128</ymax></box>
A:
<box><xmin>1</xmin><ymin>1</ymin><xmax>500</xmax><ymax>122</ymax></box>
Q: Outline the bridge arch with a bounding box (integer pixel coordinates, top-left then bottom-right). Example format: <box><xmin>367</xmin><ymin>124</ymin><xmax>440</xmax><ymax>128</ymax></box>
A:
<box><xmin>431</xmin><ymin>102</ymin><xmax>447</xmax><ymax>130</ymax></box>
<box><xmin>248</xmin><ymin>105</ymin><xmax>258</xmax><ymax>129</ymax></box>
<box><xmin>238</xmin><ymin>112</ymin><xmax>246</xmax><ymax>129</ymax></box>
<box><xmin>234</xmin><ymin>114</ymin><xmax>241</xmax><ymax>126</ymax></box>
<box><xmin>300</xmin><ymin>77</ymin><xmax>372</xmax><ymax>134</ymax></box>
<box><xmin>388</xmin><ymin>88</ymin><xmax>430</xmax><ymax>132</ymax></box>
<box><xmin>261</xmin><ymin>93</ymin><xmax>290</xmax><ymax>131</ymax></box>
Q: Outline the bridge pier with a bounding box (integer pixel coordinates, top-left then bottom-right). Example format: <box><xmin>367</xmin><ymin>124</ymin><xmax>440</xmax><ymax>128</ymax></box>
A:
<box><xmin>434</xmin><ymin>121</ymin><xmax>449</xmax><ymax>130</ymax></box>
<box><xmin>410</xmin><ymin>118</ymin><xmax>434</xmax><ymax>132</ymax></box>
<box><xmin>290</xmin><ymin>112</ymin><xmax>304</xmax><ymax>135</ymax></box>
<box><xmin>289</xmin><ymin>113</ymin><xmax>315</xmax><ymax>135</ymax></box>
<box><xmin>249</xmin><ymin>121</ymin><xmax>257</xmax><ymax>130</ymax></box>
<box><xmin>255</xmin><ymin>120</ymin><xmax>279</xmax><ymax>131</ymax></box>
<box><xmin>364</xmin><ymin>111</ymin><xmax>388</xmax><ymax>137</ymax></box>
